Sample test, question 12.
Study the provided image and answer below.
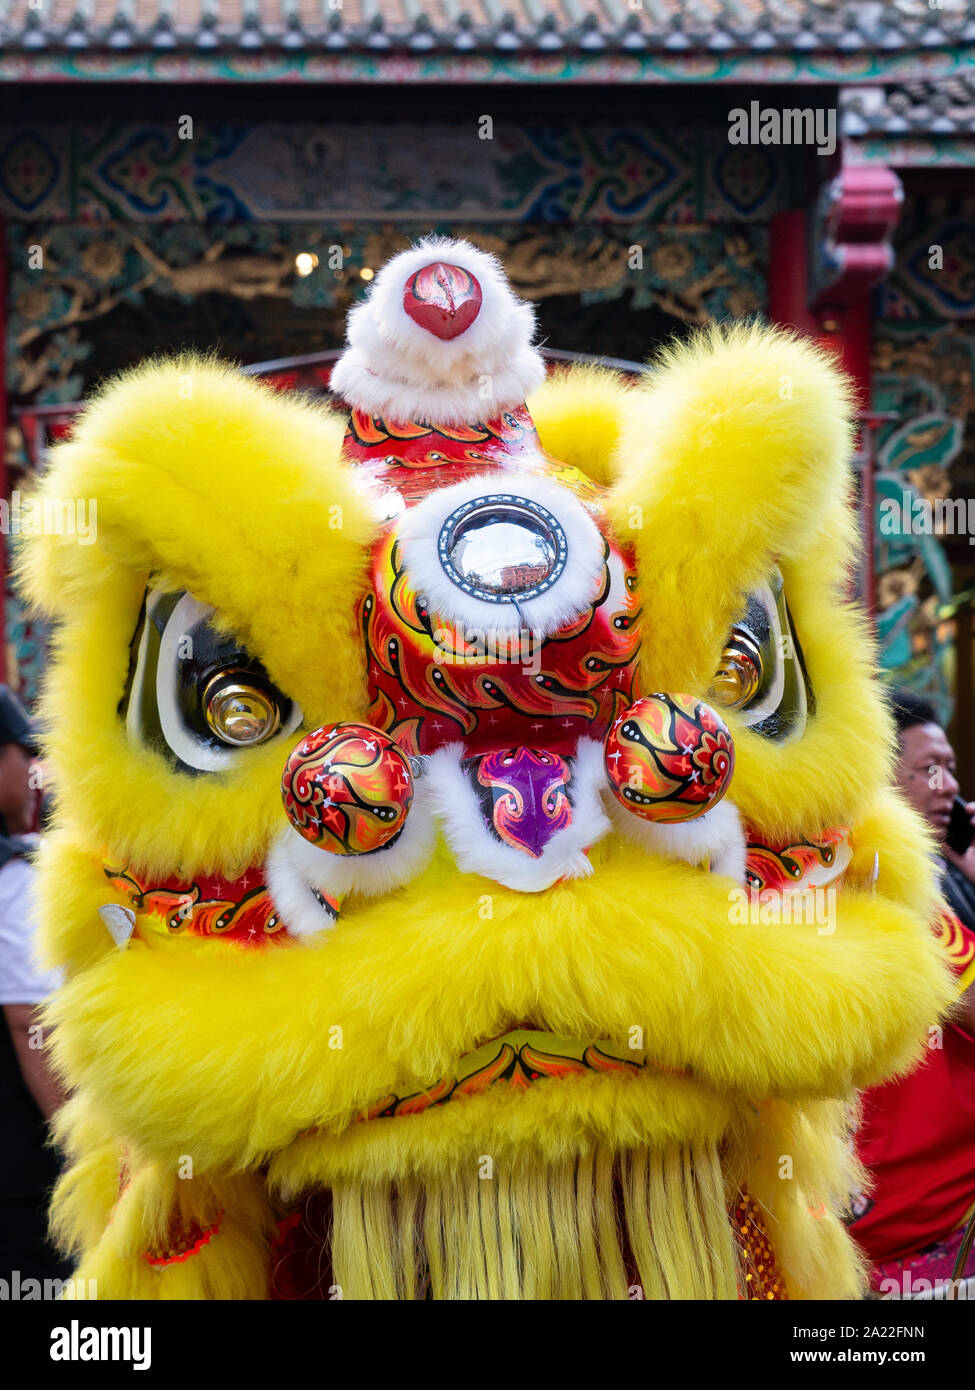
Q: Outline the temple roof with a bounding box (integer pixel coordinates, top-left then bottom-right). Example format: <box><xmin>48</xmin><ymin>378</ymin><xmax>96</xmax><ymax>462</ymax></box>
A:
<box><xmin>842</xmin><ymin>73</ymin><xmax>975</xmax><ymax>136</ymax></box>
<box><xmin>4</xmin><ymin>0</ymin><xmax>973</xmax><ymax>56</ymax></box>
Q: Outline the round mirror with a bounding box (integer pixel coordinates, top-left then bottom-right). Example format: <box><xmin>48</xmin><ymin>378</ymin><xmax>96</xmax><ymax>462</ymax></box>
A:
<box><xmin>437</xmin><ymin>495</ymin><xmax>567</xmax><ymax>604</ymax></box>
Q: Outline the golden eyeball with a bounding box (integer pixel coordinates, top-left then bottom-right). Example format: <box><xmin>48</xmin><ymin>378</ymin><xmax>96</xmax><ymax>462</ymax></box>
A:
<box><xmin>204</xmin><ymin>675</ymin><xmax>282</xmax><ymax>746</ymax></box>
<box><xmin>710</xmin><ymin>634</ymin><xmax>762</xmax><ymax>710</ymax></box>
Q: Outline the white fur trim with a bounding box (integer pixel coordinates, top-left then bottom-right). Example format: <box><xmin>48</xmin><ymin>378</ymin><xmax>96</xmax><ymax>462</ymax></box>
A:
<box><xmin>264</xmin><ymin>836</ymin><xmax>341</xmax><ymax>939</ymax></box>
<box><xmin>397</xmin><ymin>470</ymin><xmax>605</xmax><ymax>638</ymax></box>
<box><xmin>265</xmin><ymin>777</ymin><xmax>438</xmax><ymax>935</ymax></box>
<box><xmin>424</xmin><ymin>738</ymin><xmax>611</xmax><ymax>893</ymax></box>
<box><xmin>330</xmin><ymin>237</ymin><xmax>545</xmax><ymax>426</ymax></box>
<box><xmin>605</xmin><ymin>792</ymin><xmax>747</xmax><ymax>885</ymax></box>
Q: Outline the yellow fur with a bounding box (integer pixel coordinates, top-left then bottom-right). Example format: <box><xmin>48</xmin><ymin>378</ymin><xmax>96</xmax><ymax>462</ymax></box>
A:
<box><xmin>48</xmin><ymin>1096</ymin><xmax>123</xmax><ymax>1262</ymax></box>
<box><xmin>738</xmin><ymin>1098</ymin><xmax>868</xmax><ymax>1300</ymax></box>
<box><xmin>21</xmin><ymin>330</ymin><xmax>955</xmax><ymax>1299</ymax></box>
<box><xmin>528</xmin><ymin>365</ymin><xmax>632</xmax><ymax>487</ymax></box>
<box><xmin>271</xmin><ymin>1069</ymin><xmax>739</xmax><ymax>1191</ymax></box>
<box><xmin>19</xmin><ymin>356</ymin><xmax>375</xmax><ymax>877</ymax></box>
<box><xmin>66</xmin><ymin>1168</ymin><xmax>276</xmax><ymax>1300</ymax></box>
<box><xmin>46</xmin><ymin>837</ymin><xmax>949</xmax><ymax>1174</ymax></box>
<box><xmin>533</xmin><ymin>330</ymin><xmax>894</xmax><ymax>839</ymax></box>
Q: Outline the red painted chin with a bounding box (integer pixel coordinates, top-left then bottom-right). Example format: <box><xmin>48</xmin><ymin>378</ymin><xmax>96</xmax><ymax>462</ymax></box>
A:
<box><xmin>403</xmin><ymin>262</ymin><xmax>483</xmax><ymax>340</ymax></box>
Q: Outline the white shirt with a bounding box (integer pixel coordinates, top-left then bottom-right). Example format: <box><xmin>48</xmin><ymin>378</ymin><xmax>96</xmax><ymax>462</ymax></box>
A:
<box><xmin>0</xmin><ymin>853</ymin><xmax>62</xmax><ymax>1005</ymax></box>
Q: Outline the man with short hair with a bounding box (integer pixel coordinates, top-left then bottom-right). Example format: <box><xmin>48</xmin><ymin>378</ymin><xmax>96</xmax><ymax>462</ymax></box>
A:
<box><xmin>0</xmin><ymin>685</ymin><xmax>68</xmax><ymax>1282</ymax></box>
<box><xmin>849</xmin><ymin>690</ymin><xmax>975</xmax><ymax>1297</ymax></box>
<box><xmin>889</xmin><ymin>689</ymin><xmax>975</xmax><ymax>932</ymax></box>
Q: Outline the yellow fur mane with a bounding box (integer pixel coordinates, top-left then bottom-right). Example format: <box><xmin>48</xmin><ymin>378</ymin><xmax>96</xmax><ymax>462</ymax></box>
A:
<box><xmin>22</xmin><ymin>326</ymin><xmax>955</xmax><ymax>1300</ymax></box>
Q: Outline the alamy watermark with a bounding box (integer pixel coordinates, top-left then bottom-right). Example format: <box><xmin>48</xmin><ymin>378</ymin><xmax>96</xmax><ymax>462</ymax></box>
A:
<box><xmin>878</xmin><ymin>1271</ymin><xmax>972</xmax><ymax>1300</ymax></box>
<box><xmin>879</xmin><ymin>489</ymin><xmax>975</xmax><ymax>545</ymax></box>
<box><xmin>728</xmin><ymin>884</ymin><xmax>837</xmax><ymax>935</ymax></box>
<box><xmin>728</xmin><ymin>101</ymin><xmax>837</xmax><ymax>157</ymax></box>
<box><xmin>432</xmin><ymin>624</ymin><xmax>543</xmax><ymax>676</ymax></box>
<box><xmin>50</xmin><ymin>1319</ymin><xmax>150</xmax><ymax>1370</ymax></box>
<box><xmin>0</xmin><ymin>490</ymin><xmax>97</xmax><ymax>544</ymax></box>
<box><xmin>1</xmin><ymin>1269</ymin><xmax>97</xmax><ymax>1300</ymax></box>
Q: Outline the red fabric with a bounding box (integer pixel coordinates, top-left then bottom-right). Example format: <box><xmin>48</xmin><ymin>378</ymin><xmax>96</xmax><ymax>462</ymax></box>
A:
<box><xmin>268</xmin><ymin>1195</ymin><xmax>337</xmax><ymax>1301</ymax></box>
<box><xmin>869</xmin><ymin>1216</ymin><xmax>975</xmax><ymax>1294</ymax></box>
<box><xmin>852</xmin><ymin>914</ymin><xmax>975</xmax><ymax>1267</ymax></box>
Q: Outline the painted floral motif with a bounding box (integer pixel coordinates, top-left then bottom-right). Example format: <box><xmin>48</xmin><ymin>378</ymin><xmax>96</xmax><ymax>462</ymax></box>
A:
<box><xmin>0</xmin><ymin>121</ymin><xmax>789</xmax><ymax>226</ymax></box>
<box><xmin>281</xmin><ymin>723</ymin><xmax>414</xmax><ymax>856</ymax></box>
<box><xmin>604</xmin><ymin>693</ymin><xmax>734</xmax><ymax>824</ymax></box>
<box><xmin>742</xmin><ymin>826</ymin><xmax>851</xmax><ymax>896</ymax></box>
<box><xmin>102</xmin><ymin>863</ymin><xmax>313</xmax><ymax>946</ymax></box>
<box><xmin>358</xmin><ymin>1031</ymin><xmax>650</xmax><ymax>1121</ymax></box>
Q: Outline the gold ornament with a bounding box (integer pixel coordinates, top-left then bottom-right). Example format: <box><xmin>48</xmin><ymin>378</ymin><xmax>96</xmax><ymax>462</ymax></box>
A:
<box><xmin>710</xmin><ymin>631</ymin><xmax>763</xmax><ymax>709</ymax></box>
<box><xmin>203</xmin><ymin>673</ymin><xmax>282</xmax><ymax>746</ymax></box>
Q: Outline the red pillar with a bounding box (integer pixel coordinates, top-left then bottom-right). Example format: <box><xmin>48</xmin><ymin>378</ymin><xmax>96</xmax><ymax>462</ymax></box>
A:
<box><xmin>768</xmin><ymin>208</ymin><xmax>874</xmax><ymax>404</ymax></box>
<box><xmin>818</xmin><ymin>298</ymin><xmax>876</xmax><ymax>613</ymax></box>
<box><xmin>768</xmin><ymin>210</ymin><xmax>821</xmax><ymax>338</ymax></box>
<box><xmin>767</xmin><ymin>168</ymin><xmax>902</xmax><ymax>621</ymax></box>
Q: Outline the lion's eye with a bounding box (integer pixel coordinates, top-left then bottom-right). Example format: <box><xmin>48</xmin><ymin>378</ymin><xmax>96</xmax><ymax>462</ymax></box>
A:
<box><xmin>203</xmin><ymin>672</ymin><xmax>283</xmax><ymax>747</ymax></box>
<box><xmin>710</xmin><ymin>631</ymin><xmax>763</xmax><ymax>710</ymax></box>
<box><xmin>709</xmin><ymin>567</ymin><xmax>812</xmax><ymax>742</ymax></box>
<box><xmin>121</xmin><ymin>588</ymin><xmax>301</xmax><ymax>774</ymax></box>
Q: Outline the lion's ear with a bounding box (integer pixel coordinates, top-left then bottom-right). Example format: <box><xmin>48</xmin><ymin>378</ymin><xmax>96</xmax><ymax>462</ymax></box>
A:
<box><xmin>607</xmin><ymin>323</ymin><xmax>856</xmax><ymax>692</ymax></box>
<box><xmin>528</xmin><ymin>366</ymin><xmax>633</xmax><ymax>488</ymax></box>
<box><xmin>17</xmin><ymin>356</ymin><xmax>377</xmax><ymax>720</ymax></box>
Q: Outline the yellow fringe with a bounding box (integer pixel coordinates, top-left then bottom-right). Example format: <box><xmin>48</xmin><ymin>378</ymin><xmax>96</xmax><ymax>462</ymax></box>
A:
<box><xmin>737</xmin><ymin>1097</ymin><xmax>868</xmax><ymax>1300</ymax></box>
<box><xmin>330</xmin><ymin>1143</ymin><xmax>740</xmax><ymax>1300</ymax></box>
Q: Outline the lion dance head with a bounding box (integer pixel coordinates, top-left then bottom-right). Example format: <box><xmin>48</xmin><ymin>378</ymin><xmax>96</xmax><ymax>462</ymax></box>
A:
<box><xmin>24</xmin><ymin>238</ymin><xmax>953</xmax><ymax>1300</ymax></box>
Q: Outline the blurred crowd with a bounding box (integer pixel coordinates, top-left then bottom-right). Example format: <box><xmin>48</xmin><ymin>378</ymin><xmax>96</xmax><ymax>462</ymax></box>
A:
<box><xmin>0</xmin><ymin>687</ymin><xmax>68</xmax><ymax>1285</ymax></box>
<box><xmin>849</xmin><ymin>691</ymin><xmax>975</xmax><ymax>1298</ymax></box>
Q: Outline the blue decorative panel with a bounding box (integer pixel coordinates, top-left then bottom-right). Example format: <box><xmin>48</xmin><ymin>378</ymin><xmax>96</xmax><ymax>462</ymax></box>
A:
<box><xmin>0</xmin><ymin>121</ymin><xmax>793</xmax><ymax>226</ymax></box>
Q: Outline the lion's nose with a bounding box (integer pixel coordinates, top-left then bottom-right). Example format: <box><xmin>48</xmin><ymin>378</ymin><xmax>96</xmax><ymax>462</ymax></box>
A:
<box><xmin>281</xmin><ymin>722</ymin><xmax>414</xmax><ymax>856</ymax></box>
<box><xmin>403</xmin><ymin>262</ymin><xmax>483</xmax><ymax>341</ymax></box>
<box><xmin>604</xmin><ymin>694</ymin><xmax>734</xmax><ymax>824</ymax></box>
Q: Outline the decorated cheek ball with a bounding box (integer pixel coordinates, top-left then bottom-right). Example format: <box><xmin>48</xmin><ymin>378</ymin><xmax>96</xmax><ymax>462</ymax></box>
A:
<box><xmin>281</xmin><ymin>722</ymin><xmax>414</xmax><ymax>855</ymax></box>
<box><xmin>604</xmin><ymin>693</ymin><xmax>735</xmax><ymax>824</ymax></box>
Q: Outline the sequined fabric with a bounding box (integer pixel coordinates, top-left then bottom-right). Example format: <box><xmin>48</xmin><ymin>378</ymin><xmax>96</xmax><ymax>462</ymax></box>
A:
<box><xmin>734</xmin><ymin>1191</ymin><xmax>788</xmax><ymax>1300</ymax></box>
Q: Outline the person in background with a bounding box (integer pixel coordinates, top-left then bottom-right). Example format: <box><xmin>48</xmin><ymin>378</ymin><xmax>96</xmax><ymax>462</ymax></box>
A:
<box><xmin>0</xmin><ymin>685</ymin><xmax>68</xmax><ymax>1283</ymax></box>
<box><xmin>889</xmin><ymin>689</ymin><xmax>975</xmax><ymax>932</ymax></box>
<box><xmin>849</xmin><ymin>690</ymin><xmax>975</xmax><ymax>1298</ymax></box>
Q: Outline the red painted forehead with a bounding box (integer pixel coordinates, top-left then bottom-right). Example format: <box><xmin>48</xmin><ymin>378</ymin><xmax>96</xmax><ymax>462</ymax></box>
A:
<box><xmin>341</xmin><ymin>406</ymin><xmax>561</xmax><ymax>503</ymax></box>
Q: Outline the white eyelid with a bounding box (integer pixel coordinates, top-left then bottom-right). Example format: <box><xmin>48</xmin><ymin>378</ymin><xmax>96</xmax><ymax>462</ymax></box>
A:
<box><xmin>133</xmin><ymin>588</ymin><xmax>302</xmax><ymax>772</ymax></box>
